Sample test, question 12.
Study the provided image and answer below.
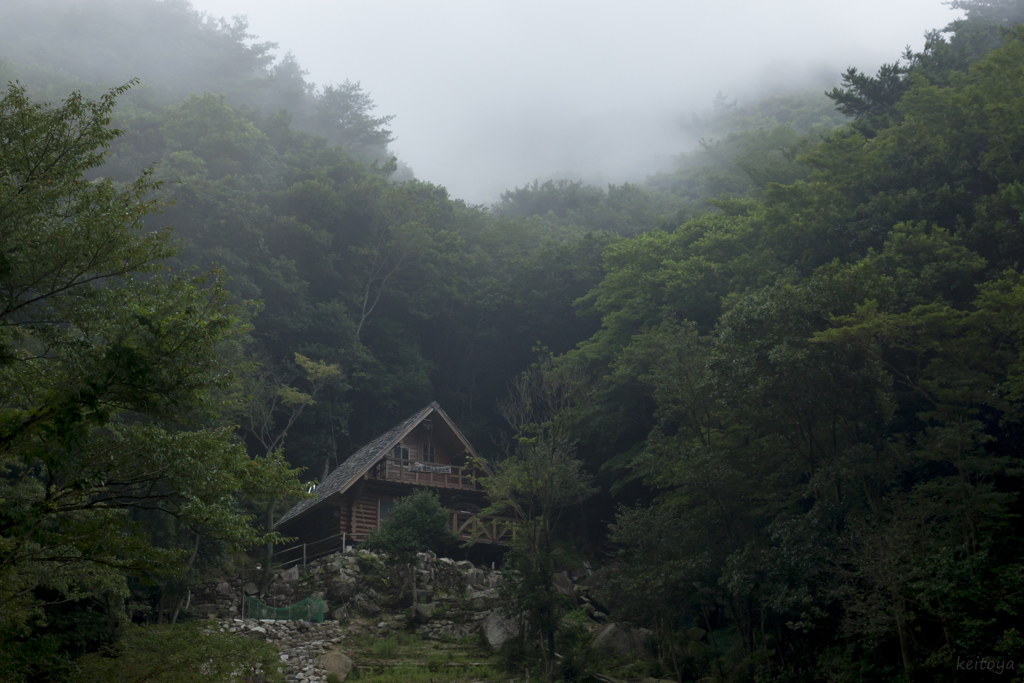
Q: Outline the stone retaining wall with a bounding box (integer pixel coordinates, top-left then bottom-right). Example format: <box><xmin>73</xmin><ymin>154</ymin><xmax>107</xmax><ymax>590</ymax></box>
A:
<box><xmin>215</xmin><ymin>617</ymin><xmax>344</xmax><ymax>682</ymax></box>
<box><xmin>190</xmin><ymin>548</ymin><xmax>504</xmax><ymax>638</ymax></box>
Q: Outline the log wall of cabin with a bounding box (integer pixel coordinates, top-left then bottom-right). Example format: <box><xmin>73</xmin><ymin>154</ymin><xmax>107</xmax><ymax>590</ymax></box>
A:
<box><xmin>350</xmin><ymin>482</ymin><xmax>379</xmax><ymax>541</ymax></box>
<box><xmin>335</xmin><ymin>500</ymin><xmax>351</xmax><ymax>540</ymax></box>
<box><xmin>349</xmin><ymin>478</ymin><xmax>442</xmax><ymax>541</ymax></box>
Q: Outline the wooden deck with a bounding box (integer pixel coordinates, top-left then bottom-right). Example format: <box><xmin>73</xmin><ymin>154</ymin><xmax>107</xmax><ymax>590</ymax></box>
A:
<box><xmin>369</xmin><ymin>458</ymin><xmax>480</xmax><ymax>491</ymax></box>
<box><xmin>450</xmin><ymin>510</ymin><xmax>515</xmax><ymax>545</ymax></box>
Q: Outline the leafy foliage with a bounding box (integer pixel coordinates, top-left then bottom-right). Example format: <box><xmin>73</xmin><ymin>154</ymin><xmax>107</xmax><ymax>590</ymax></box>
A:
<box><xmin>365</xmin><ymin>489</ymin><xmax>457</xmax><ymax>567</ymax></box>
<box><xmin>77</xmin><ymin>622</ymin><xmax>284</xmax><ymax>683</ymax></box>
<box><xmin>0</xmin><ymin>82</ymin><xmax>301</xmax><ymax>676</ymax></box>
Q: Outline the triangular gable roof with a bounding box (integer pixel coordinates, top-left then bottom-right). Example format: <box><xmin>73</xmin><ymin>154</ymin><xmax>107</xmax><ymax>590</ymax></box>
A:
<box><xmin>275</xmin><ymin>402</ymin><xmax>479</xmax><ymax>528</ymax></box>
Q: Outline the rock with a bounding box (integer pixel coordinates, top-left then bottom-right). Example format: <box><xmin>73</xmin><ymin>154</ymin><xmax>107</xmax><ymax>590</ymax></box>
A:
<box><xmin>414</xmin><ymin>602</ymin><xmax>436</xmax><ymax>622</ymax></box>
<box><xmin>391</xmin><ymin>590</ymin><xmax>415</xmax><ymax>609</ymax></box>
<box><xmin>580</xmin><ymin>566</ymin><xmax>607</xmax><ymax>589</ymax></box>
<box><xmin>466</xmin><ymin>567</ymin><xmax>486</xmax><ymax>588</ymax></box>
<box><xmin>280</xmin><ymin>565</ymin><xmax>300</xmax><ymax>583</ymax></box>
<box><xmin>327</xmin><ymin>580</ymin><xmax>357</xmax><ymax>602</ymax></box>
<box><xmin>467</xmin><ymin>588</ymin><xmax>499</xmax><ymax>611</ymax></box>
<box><xmin>588</xmin><ymin>592</ymin><xmax>611</xmax><ymax>615</ymax></box>
<box><xmin>331</xmin><ymin>606</ymin><xmax>348</xmax><ymax>622</ymax></box>
<box><xmin>685</xmin><ymin>627</ymin><xmax>706</xmax><ymax>641</ymax></box>
<box><xmin>217</xmin><ymin>581</ymin><xmax>232</xmax><ymax>594</ymax></box>
<box><xmin>480</xmin><ymin>610</ymin><xmax>519</xmax><ymax>651</ymax></box>
<box><xmin>317</xmin><ymin>649</ymin><xmax>353</xmax><ymax>681</ymax></box>
<box><xmin>243</xmin><ymin>582</ymin><xmax>258</xmax><ymax>595</ymax></box>
<box><xmin>590</xmin><ymin>622</ymin><xmax>652</xmax><ymax>658</ymax></box>
<box><xmin>552</xmin><ymin>573</ymin><xmax>576</xmax><ymax>604</ymax></box>
<box><xmin>354</xmin><ymin>601</ymin><xmax>380</xmax><ymax>617</ymax></box>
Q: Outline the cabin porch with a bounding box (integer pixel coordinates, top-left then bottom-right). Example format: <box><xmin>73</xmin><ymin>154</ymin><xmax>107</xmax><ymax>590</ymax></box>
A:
<box><xmin>368</xmin><ymin>457</ymin><xmax>480</xmax><ymax>491</ymax></box>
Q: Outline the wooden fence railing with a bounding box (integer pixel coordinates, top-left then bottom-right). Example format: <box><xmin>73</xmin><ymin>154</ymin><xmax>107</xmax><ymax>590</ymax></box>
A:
<box><xmin>370</xmin><ymin>458</ymin><xmax>480</xmax><ymax>491</ymax></box>
<box><xmin>449</xmin><ymin>510</ymin><xmax>515</xmax><ymax>545</ymax></box>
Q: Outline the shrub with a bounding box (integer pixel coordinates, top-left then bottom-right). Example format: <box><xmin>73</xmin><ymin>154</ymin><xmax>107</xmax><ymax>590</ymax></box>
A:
<box><xmin>371</xmin><ymin>636</ymin><xmax>398</xmax><ymax>658</ymax></box>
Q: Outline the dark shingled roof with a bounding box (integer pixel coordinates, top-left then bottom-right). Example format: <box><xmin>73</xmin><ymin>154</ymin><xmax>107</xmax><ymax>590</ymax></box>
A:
<box><xmin>275</xmin><ymin>402</ymin><xmax>440</xmax><ymax>528</ymax></box>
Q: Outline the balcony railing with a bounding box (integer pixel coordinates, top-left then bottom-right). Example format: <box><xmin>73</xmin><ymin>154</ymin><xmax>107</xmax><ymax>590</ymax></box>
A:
<box><xmin>369</xmin><ymin>458</ymin><xmax>480</xmax><ymax>491</ymax></box>
<box><xmin>449</xmin><ymin>510</ymin><xmax>515</xmax><ymax>545</ymax></box>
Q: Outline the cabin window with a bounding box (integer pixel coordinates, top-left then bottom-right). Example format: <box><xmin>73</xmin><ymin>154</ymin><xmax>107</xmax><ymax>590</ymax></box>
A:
<box><xmin>422</xmin><ymin>443</ymin><xmax>436</xmax><ymax>463</ymax></box>
<box><xmin>378</xmin><ymin>497</ymin><xmax>394</xmax><ymax>528</ymax></box>
<box><xmin>392</xmin><ymin>444</ymin><xmax>410</xmax><ymax>462</ymax></box>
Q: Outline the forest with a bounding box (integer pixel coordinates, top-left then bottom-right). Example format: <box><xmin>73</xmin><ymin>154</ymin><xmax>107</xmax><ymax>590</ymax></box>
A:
<box><xmin>1</xmin><ymin>0</ymin><xmax>1023</xmax><ymax>681</ymax></box>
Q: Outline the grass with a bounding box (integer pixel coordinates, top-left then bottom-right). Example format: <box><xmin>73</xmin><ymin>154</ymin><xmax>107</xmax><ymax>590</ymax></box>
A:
<box><xmin>344</xmin><ymin>615</ymin><xmax>497</xmax><ymax>682</ymax></box>
<box><xmin>370</xmin><ymin>636</ymin><xmax>398</xmax><ymax>658</ymax></box>
<box><xmin>350</xmin><ymin>664</ymin><xmax>498</xmax><ymax>683</ymax></box>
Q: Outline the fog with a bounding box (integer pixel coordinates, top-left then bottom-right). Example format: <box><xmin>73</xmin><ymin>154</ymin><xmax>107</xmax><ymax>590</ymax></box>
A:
<box><xmin>66</xmin><ymin>1</ymin><xmax>972</xmax><ymax>202</ymax></box>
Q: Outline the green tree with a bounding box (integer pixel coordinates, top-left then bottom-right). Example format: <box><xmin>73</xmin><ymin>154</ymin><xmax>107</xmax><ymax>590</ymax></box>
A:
<box><xmin>312</xmin><ymin>80</ymin><xmax>395</xmax><ymax>159</ymax></box>
<box><xmin>364</xmin><ymin>489</ymin><xmax>456</xmax><ymax>615</ymax></box>
<box><xmin>243</xmin><ymin>352</ymin><xmax>343</xmax><ymax>589</ymax></box>
<box><xmin>0</xmin><ymin>82</ymin><xmax>300</xmax><ymax>655</ymax></box>
<box><xmin>481</xmin><ymin>357</ymin><xmax>596</xmax><ymax>679</ymax></box>
<box><xmin>77</xmin><ymin>622</ymin><xmax>284</xmax><ymax>683</ymax></box>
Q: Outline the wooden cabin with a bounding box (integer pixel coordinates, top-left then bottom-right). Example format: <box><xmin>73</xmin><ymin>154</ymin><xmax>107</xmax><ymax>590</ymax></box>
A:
<box><xmin>274</xmin><ymin>403</ymin><xmax>511</xmax><ymax>560</ymax></box>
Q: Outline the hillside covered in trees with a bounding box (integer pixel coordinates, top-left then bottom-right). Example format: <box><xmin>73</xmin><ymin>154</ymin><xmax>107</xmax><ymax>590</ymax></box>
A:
<box><xmin>2</xmin><ymin>0</ymin><xmax>1024</xmax><ymax>681</ymax></box>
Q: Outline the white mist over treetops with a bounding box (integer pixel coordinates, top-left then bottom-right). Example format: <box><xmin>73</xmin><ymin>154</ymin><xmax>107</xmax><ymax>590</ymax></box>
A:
<box><xmin>86</xmin><ymin>0</ymin><xmax>966</xmax><ymax>202</ymax></box>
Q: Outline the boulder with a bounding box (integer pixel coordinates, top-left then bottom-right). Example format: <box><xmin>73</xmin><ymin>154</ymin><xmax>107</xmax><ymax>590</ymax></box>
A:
<box><xmin>466</xmin><ymin>568</ymin><xmax>486</xmax><ymax>588</ymax></box>
<box><xmin>246</xmin><ymin>626</ymin><xmax>268</xmax><ymax>641</ymax></box>
<box><xmin>354</xmin><ymin>600</ymin><xmax>380</xmax><ymax>617</ymax></box>
<box><xmin>391</xmin><ymin>590</ymin><xmax>415</xmax><ymax>609</ymax></box>
<box><xmin>280</xmin><ymin>565</ymin><xmax>300</xmax><ymax>583</ymax></box>
<box><xmin>326</xmin><ymin>579</ymin><xmax>357</xmax><ymax>602</ymax></box>
<box><xmin>414</xmin><ymin>602</ymin><xmax>436</xmax><ymax>622</ymax></box>
<box><xmin>317</xmin><ymin>649</ymin><xmax>353</xmax><ymax>681</ymax></box>
<box><xmin>331</xmin><ymin>606</ymin><xmax>349</xmax><ymax>622</ymax></box>
<box><xmin>580</xmin><ymin>566</ymin><xmax>607</xmax><ymax>589</ymax></box>
<box><xmin>552</xmin><ymin>573</ymin><xmax>576</xmax><ymax>604</ymax></box>
<box><xmin>480</xmin><ymin>610</ymin><xmax>519</xmax><ymax>651</ymax></box>
<box><xmin>243</xmin><ymin>582</ymin><xmax>258</xmax><ymax>595</ymax></box>
<box><xmin>467</xmin><ymin>588</ymin><xmax>499</xmax><ymax>611</ymax></box>
<box><xmin>216</xmin><ymin>581</ymin><xmax>232</xmax><ymax>594</ymax></box>
<box><xmin>590</xmin><ymin>622</ymin><xmax>652</xmax><ymax>658</ymax></box>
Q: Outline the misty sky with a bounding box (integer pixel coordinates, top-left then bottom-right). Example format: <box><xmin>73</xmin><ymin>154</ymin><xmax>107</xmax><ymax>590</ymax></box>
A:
<box><xmin>193</xmin><ymin>0</ymin><xmax>959</xmax><ymax>203</ymax></box>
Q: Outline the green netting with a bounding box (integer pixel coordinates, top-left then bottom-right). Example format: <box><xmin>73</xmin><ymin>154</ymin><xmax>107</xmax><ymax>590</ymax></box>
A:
<box><xmin>244</xmin><ymin>595</ymin><xmax>324</xmax><ymax>622</ymax></box>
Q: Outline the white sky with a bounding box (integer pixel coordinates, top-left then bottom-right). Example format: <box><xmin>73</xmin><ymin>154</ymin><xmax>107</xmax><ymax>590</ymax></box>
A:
<box><xmin>192</xmin><ymin>0</ymin><xmax>960</xmax><ymax>203</ymax></box>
